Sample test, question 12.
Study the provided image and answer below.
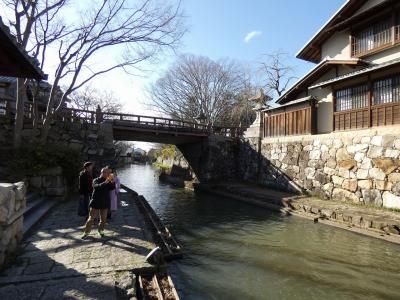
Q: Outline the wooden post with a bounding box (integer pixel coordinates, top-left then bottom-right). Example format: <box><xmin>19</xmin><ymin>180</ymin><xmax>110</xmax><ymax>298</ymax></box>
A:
<box><xmin>368</xmin><ymin>75</ymin><xmax>372</xmax><ymax>128</ymax></box>
<box><xmin>95</xmin><ymin>105</ymin><xmax>103</xmax><ymax>123</ymax></box>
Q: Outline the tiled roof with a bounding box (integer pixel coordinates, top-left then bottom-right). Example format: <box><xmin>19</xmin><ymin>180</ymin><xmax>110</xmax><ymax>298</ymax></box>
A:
<box><xmin>0</xmin><ymin>17</ymin><xmax>46</xmax><ymax>80</ymax></box>
<box><xmin>309</xmin><ymin>58</ymin><xmax>400</xmax><ymax>89</ymax></box>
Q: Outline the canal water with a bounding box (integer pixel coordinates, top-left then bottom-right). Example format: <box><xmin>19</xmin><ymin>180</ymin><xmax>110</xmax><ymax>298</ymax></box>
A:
<box><xmin>118</xmin><ymin>164</ymin><xmax>400</xmax><ymax>300</ymax></box>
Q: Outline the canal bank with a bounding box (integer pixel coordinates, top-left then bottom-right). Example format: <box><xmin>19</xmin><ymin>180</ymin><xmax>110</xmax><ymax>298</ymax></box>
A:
<box><xmin>196</xmin><ymin>182</ymin><xmax>400</xmax><ymax>245</ymax></box>
<box><xmin>119</xmin><ymin>164</ymin><xmax>400</xmax><ymax>300</ymax></box>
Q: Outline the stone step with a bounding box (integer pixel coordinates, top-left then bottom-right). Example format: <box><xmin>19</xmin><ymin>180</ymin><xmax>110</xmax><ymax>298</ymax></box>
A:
<box><xmin>25</xmin><ymin>192</ymin><xmax>40</xmax><ymax>203</ymax></box>
<box><xmin>24</xmin><ymin>195</ymin><xmax>46</xmax><ymax>217</ymax></box>
<box><xmin>22</xmin><ymin>199</ymin><xmax>58</xmax><ymax>237</ymax></box>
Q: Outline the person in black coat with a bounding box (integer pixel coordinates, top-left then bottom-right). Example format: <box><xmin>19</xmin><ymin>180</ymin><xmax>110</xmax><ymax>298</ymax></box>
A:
<box><xmin>78</xmin><ymin>162</ymin><xmax>93</xmax><ymax>217</ymax></box>
<box><xmin>82</xmin><ymin>167</ymin><xmax>115</xmax><ymax>238</ymax></box>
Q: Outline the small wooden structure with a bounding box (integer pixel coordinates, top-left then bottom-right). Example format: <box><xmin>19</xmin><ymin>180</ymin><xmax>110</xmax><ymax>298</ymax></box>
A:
<box><xmin>262</xmin><ymin>96</ymin><xmax>317</xmax><ymax>138</ymax></box>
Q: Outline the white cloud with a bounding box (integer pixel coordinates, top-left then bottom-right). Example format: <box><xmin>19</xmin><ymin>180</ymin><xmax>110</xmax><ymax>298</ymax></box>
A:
<box><xmin>244</xmin><ymin>30</ymin><xmax>262</xmax><ymax>43</ymax></box>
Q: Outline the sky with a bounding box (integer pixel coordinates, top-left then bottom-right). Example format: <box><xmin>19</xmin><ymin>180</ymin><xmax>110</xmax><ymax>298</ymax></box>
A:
<box><xmin>1</xmin><ymin>0</ymin><xmax>346</xmax><ymax>150</ymax></box>
<box><xmin>104</xmin><ymin>0</ymin><xmax>346</xmax><ymax>114</ymax></box>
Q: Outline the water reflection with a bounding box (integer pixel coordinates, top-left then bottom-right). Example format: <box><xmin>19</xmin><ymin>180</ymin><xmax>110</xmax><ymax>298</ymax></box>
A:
<box><xmin>118</xmin><ymin>164</ymin><xmax>400</xmax><ymax>300</ymax></box>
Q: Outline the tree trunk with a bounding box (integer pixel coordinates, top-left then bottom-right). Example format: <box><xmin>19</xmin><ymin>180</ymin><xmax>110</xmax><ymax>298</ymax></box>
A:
<box><xmin>13</xmin><ymin>78</ymin><xmax>26</xmax><ymax>148</ymax></box>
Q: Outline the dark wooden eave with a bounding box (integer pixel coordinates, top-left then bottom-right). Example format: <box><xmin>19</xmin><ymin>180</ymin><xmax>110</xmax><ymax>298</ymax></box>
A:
<box><xmin>0</xmin><ymin>17</ymin><xmax>46</xmax><ymax>80</ymax></box>
<box><xmin>297</xmin><ymin>0</ymin><xmax>369</xmax><ymax>63</ymax></box>
<box><xmin>276</xmin><ymin>58</ymin><xmax>367</xmax><ymax>104</ymax></box>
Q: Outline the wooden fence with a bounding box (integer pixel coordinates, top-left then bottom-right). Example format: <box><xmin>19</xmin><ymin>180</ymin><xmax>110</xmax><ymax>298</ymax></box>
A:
<box><xmin>263</xmin><ymin>106</ymin><xmax>316</xmax><ymax>138</ymax></box>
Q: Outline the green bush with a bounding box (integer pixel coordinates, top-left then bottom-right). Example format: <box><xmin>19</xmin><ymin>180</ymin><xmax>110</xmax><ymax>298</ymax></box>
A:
<box><xmin>12</xmin><ymin>142</ymin><xmax>82</xmax><ymax>187</ymax></box>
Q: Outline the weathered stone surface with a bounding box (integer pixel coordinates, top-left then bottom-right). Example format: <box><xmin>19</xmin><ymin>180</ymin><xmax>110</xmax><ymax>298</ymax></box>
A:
<box><xmin>373</xmin><ymin>159</ymin><xmax>400</xmax><ymax>175</ymax></box>
<box><xmin>338</xmin><ymin>168</ymin><xmax>350</xmax><ymax>179</ymax></box>
<box><xmin>369</xmin><ymin>168</ymin><xmax>386</xmax><ymax>181</ymax></box>
<box><xmin>388</xmin><ymin>173</ymin><xmax>400</xmax><ymax>183</ymax></box>
<box><xmin>326</xmin><ymin>159</ymin><xmax>336</xmax><ymax>169</ymax></box>
<box><xmin>360</xmin><ymin>158</ymin><xmax>372</xmax><ymax>170</ymax></box>
<box><xmin>354</xmin><ymin>152</ymin><xmax>365</xmax><ymax>162</ymax></box>
<box><xmin>358</xmin><ymin>180</ymin><xmax>372</xmax><ymax>189</ymax></box>
<box><xmin>336</xmin><ymin>148</ymin><xmax>351</xmax><ymax>161</ymax></box>
<box><xmin>338</xmin><ymin>159</ymin><xmax>357</xmax><ymax>170</ymax></box>
<box><xmin>394</xmin><ymin>139</ymin><xmax>400</xmax><ymax>150</ymax></box>
<box><xmin>323</xmin><ymin>167</ymin><xmax>335</xmax><ymax>176</ymax></box>
<box><xmin>371</xmin><ymin>136</ymin><xmax>383</xmax><ymax>146</ymax></box>
<box><xmin>375</xmin><ymin>180</ymin><xmax>393</xmax><ymax>191</ymax></box>
<box><xmin>362</xmin><ymin>189</ymin><xmax>382</xmax><ymax>206</ymax></box>
<box><xmin>332</xmin><ymin>175</ymin><xmax>345</xmax><ymax>186</ymax></box>
<box><xmin>385</xmin><ymin>149</ymin><xmax>400</xmax><ymax>159</ymax></box>
<box><xmin>368</xmin><ymin>146</ymin><xmax>384</xmax><ymax>158</ymax></box>
<box><xmin>309</xmin><ymin>150</ymin><xmax>321</xmax><ymax>160</ymax></box>
<box><xmin>342</xmin><ymin>179</ymin><xmax>358</xmax><ymax>192</ymax></box>
<box><xmin>356</xmin><ymin>169</ymin><xmax>369</xmax><ymax>180</ymax></box>
<box><xmin>332</xmin><ymin>188</ymin><xmax>359</xmax><ymax>203</ymax></box>
<box><xmin>383</xmin><ymin>192</ymin><xmax>400</xmax><ymax>209</ymax></box>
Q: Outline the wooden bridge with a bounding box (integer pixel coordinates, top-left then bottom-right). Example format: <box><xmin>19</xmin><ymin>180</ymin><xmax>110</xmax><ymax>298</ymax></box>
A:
<box><xmin>19</xmin><ymin>107</ymin><xmax>247</xmax><ymax>144</ymax></box>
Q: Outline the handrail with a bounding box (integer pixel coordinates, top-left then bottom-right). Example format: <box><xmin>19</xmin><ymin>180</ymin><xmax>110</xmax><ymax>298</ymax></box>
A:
<box><xmin>3</xmin><ymin>106</ymin><xmax>247</xmax><ymax>137</ymax></box>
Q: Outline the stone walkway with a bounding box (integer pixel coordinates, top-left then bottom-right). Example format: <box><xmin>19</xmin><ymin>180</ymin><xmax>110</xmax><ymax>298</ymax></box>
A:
<box><xmin>0</xmin><ymin>191</ymin><xmax>156</xmax><ymax>299</ymax></box>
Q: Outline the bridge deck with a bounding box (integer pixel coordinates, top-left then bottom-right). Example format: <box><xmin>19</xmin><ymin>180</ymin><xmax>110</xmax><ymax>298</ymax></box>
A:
<box><xmin>0</xmin><ymin>191</ymin><xmax>156</xmax><ymax>299</ymax></box>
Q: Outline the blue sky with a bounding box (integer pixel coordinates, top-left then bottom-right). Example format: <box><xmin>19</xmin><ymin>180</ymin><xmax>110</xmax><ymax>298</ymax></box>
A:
<box><xmin>179</xmin><ymin>0</ymin><xmax>345</xmax><ymax>79</ymax></box>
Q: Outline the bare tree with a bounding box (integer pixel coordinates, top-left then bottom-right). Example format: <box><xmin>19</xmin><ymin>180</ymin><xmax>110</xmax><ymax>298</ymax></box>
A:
<box><xmin>150</xmin><ymin>54</ymin><xmax>249</xmax><ymax>125</ymax></box>
<box><xmin>258</xmin><ymin>51</ymin><xmax>297</xmax><ymax>98</ymax></box>
<box><xmin>69</xmin><ymin>86</ymin><xmax>122</xmax><ymax>113</ymax></box>
<box><xmin>2</xmin><ymin>0</ymin><xmax>68</xmax><ymax>146</ymax></box>
<box><xmin>2</xmin><ymin>0</ymin><xmax>185</xmax><ymax>144</ymax></box>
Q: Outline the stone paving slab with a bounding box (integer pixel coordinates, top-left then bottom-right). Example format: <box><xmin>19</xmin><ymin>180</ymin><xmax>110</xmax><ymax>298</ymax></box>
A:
<box><xmin>0</xmin><ymin>191</ymin><xmax>156</xmax><ymax>299</ymax></box>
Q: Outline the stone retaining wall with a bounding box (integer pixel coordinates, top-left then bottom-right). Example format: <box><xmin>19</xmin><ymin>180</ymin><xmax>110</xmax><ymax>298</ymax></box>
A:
<box><xmin>0</xmin><ymin>182</ymin><xmax>26</xmax><ymax>269</ymax></box>
<box><xmin>29</xmin><ymin>167</ymin><xmax>68</xmax><ymax>200</ymax></box>
<box><xmin>241</xmin><ymin>126</ymin><xmax>400</xmax><ymax>209</ymax></box>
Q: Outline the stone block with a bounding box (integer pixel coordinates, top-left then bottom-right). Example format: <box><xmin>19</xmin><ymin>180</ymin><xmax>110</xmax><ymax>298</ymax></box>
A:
<box><xmin>87</xmin><ymin>133</ymin><xmax>98</xmax><ymax>140</ymax></box>
<box><xmin>0</xmin><ymin>206</ymin><xmax>8</xmax><ymax>224</ymax></box>
<box><xmin>367</xmin><ymin>146</ymin><xmax>384</xmax><ymax>158</ymax></box>
<box><xmin>393</xmin><ymin>183</ymin><xmax>400</xmax><ymax>195</ymax></box>
<box><xmin>362</xmin><ymin>189</ymin><xmax>382</xmax><ymax>206</ymax></box>
<box><xmin>360</xmin><ymin>158</ymin><xmax>372</xmax><ymax>170</ymax></box>
<box><xmin>336</xmin><ymin>148</ymin><xmax>351</xmax><ymax>161</ymax></box>
<box><xmin>338</xmin><ymin>168</ymin><xmax>350</xmax><ymax>179</ymax></box>
<box><xmin>358</xmin><ymin>180</ymin><xmax>372</xmax><ymax>189</ymax></box>
<box><xmin>88</xmin><ymin>149</ymin><xmax>97</xmax><ymax>155</ymax></box>
<box><xmin>30</xmin><ymin>176</ymin><xmax>42</xmax><ymax>189</ymax></box>
<box><xmin>354</xmin><ymin>152</ymin><xmax>365</xmax><ymax>163</ymax></box>
<box><xmin>361</xmin><ymin>136</ymin><xmax>371</xmax><ymax>144</ymax></box>
<box><xmin>375</xmin><ymin>180</ymin><xmax>393</xmax><ymax>191</ymax></box>
<box><xmin>369</xmin><ymin>168</ymin><xmax>386</xmax><ymax>181</ymax></box>
<box><xmin>388</xmin><ymin>173</ymin><xmax>400</xmax><ymax>183</ymax></box>
<box><xmin>385</xmin><ymin>149</ymin><xmax>400</xmax><ymax>159</ymax></box>
<box><xmin>356</xmin><ymin>169</ymin><xmax>368</xmax><ymax>179</ymax></box>
<box><xmin>309</xmin><ymin>150</ymin><xmax>321</xmax><ymax>160</ymax></box>
<box><xmin>333</xmin><ymin>139</ymin><xmax>343</xmax><ymax>148</ymax></box>
<box><xmin>304</xmin><ymin>167</ymin><xmax>316</xmax><ymax>180</ymax></box>
<box><xmin>371</xmin><ymin>136</ymin><xmax>383</xmax><ymax>146</ymax></box>
<box><xmin>323</xmin><ymin>167</ymin><xmax>335</xmax><ymax>176</ymax></box>
<box><xmin>342</xmin><ymin>179</ymin><xmax>358</xmax><ymax>192</ymax></box>
<box><xmin>332</xmin><ymin>188</ymin><xmax>359</xmax><ymax>203</ymax></box>
<box><xmin>338</xmin><ymin>159</ymin><xmax>357</xmax><ymax>170</ymax></box>
<box><xmin>394</xmin><ymin>139</ymin><xmax>400</xmax><ymax>150</ymax></box>
<box><xmin>332</xmin><ymin>175</ymin><xmax>345</xmax><ymax>186</ymax></box>
<box><xmin>382</xmin><ymin>135</ymin><xmax>396</xmax><ymax>148</ymax></box>
<box><xmin>383</xmin><ymin>192</ymin><xmax>400</xmax><ymax>209</ymax></box>
<box><xmin>372</xmin><ymin>159</ymin><xmax>400</xmax><ymax>175</ymax></box>
<box><xmin>326</xmin><ymin>159</ymin><xmax>337</xmax><ymax>169</ymax></box>
<box><xmin>69</xmin><ymin>142</ymin><xmax>83</xmax><ymax>151</ymax></box>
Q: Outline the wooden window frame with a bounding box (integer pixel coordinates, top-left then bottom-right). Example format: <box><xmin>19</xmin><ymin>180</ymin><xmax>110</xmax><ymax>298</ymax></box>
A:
<box><xmin>333</xmin><ymin>72</ymin><xmax>400</xmax><ymax>131</ymax></box>
<box><xmin>351</xmin><ymin>10</ymin><xmax>400</xmax><ymax>58</ymax></box>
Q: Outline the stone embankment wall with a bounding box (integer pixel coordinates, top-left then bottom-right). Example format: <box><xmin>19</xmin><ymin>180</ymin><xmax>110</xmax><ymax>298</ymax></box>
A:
<box><xmin>0</xmin><ymin>118</ymin><xmax>116</xmax><ymax>181</ymax></box>
<box><xmin>241</xmin><ymin>126</ymin><xmax>400</xmax><ymax>209</ymax></box>
<box><xmin>29</xmin><ymin>167</ymin><xmax>68</xmax><ymax>200</ymax></box>
<box><xmin>0</xmin><ymin>182</ymin><xmax>26</xmax><ymax>269</ymax></box>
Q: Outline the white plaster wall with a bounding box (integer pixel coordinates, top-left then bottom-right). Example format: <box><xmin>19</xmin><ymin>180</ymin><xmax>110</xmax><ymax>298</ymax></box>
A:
<box><xmin>321</xmin><ymin>31</ymin><xmax>351</xmax><ymax>60</ymax></box>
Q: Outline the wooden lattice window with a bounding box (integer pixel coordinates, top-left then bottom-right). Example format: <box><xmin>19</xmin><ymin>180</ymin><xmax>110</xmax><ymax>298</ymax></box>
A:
<box><xmin>373</xmin><ymin>75</ymin><xmax>400</xmax><ymax>105</ymax></box>
<box><xmin>336</xmin><ymin>84</ymin><xmax>368</xmax><ymax>112</ymax></box>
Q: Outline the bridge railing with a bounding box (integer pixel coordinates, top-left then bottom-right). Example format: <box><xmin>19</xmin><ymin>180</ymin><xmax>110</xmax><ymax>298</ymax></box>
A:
<box><xmin>102</xmin><ymin>112</ymin><xmax>209</xmax><ymax>132</ymax></box>
<box><xmin>5</xmin><ymin>106</ymin><xmax>247</xmax><ymax>137</ymax></box>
